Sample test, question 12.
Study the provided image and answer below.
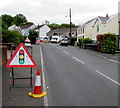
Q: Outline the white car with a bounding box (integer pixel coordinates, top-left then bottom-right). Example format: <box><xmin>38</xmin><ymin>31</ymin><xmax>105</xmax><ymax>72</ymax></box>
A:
<box><xmin>51</xmin><ymin>36</ymin><xmax>60</xmax><ymax>43</ymax></box>
<box><xmin>51</xmin><ymin>38</ymin><xmax>58</xmax><ymax>43</ymax></box>
<box><xmin>60</xmin><ymin>38</ymin><xmax>68</xmax><ymax>46</ymax></box>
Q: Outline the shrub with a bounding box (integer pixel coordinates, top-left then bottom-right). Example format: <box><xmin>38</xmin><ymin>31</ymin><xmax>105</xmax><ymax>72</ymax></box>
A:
<box><xmin>2</xmin><ymin>29</ymin><xmax>24</xmax><ymax>43</ymax></box>
<box><xmin>78</xmin><ymin>38</ymin><xmax>92</xmax><ymax>45</ymax></box>
<box><xmin>97</xmin><ymin>33</ymin><xmax>117</xmax><ymax>54</ymax></box>
<box><xmin>78</xmin><ymin>38</ymin><xmax>93</xmax><ymax>48</ymax></box>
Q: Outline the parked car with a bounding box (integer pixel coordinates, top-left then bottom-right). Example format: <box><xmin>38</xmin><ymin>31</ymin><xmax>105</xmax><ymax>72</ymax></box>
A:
<box><xmin>51</xmin><ymin>36</ymin><xmax>60</xmax><ymax>43</ymax></box>
<box><xmin>43</xmin><ymin>37</ymin><xmax>50</xmax><ymax>43</ymax></box>
<box><xmin>60</xmin><ymin>38</ymin><xmax>68</xmax><ymax>46</ymax></box>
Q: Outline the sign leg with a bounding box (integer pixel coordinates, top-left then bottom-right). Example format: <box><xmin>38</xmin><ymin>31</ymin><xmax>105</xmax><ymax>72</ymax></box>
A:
<box><xmin>12</xmin><ymin>68</ymin><xmax>14</xmax><ymax>86</ymax></box>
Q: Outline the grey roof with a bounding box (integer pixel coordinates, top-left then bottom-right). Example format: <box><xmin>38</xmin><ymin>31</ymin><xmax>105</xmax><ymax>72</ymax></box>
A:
<box><xmin>78</xmin><ymin>18</ymin><xmax>96</xmax><ymax>29</ymax></box>
<box><xmin>20</xmin><ymin>24</ymin><xmax>33</xmax><ymax>29</ymax></box>
<box><xmin>98</xmin><ymin>16</ymin><xmax>109</xmax><ymax>23</ymax></box>
<box><xmin>47</xmin><ymin>28</ymin><xmax>77</xmax><ymax>34</ymax></box>
<box><xmin>33</xmin><ymin>25</ymin><xmax>44</xmax><ymax>30</ymax></box>
<box><xmin>84</xmin><ymin>18</ymin><xmax>96</xmax><ymax>25</ymax></box>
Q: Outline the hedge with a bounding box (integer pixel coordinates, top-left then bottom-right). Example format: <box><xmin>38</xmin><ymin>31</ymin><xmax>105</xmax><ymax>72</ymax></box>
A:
<box><xmin>78</xmin><ymin>38</ymin><xmax>93</xmax><ymax>47</ymax></box>
<box><xmin>2</xmin><ymin>29</ymin><xmax>24</xmax><ymax>43</ymax></box>
<box><xmin>96</xmin><ymin>33</ymin><xmax>117</xmax><ymax>55</ymax></box>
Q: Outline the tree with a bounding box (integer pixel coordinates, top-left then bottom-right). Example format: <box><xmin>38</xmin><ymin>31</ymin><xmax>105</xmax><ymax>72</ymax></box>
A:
<box><xmin>19</xmin><ymin>22</ymin><xmax>33</xmax><ymax>26</ymax></box>
<box><xmin>29</xmin><ymin>29</ymin><xmax>38</xmax><ymax>36</ymax></box>
<box><xmin>14</xmin><ymin>14</ymin><xmax>27</xmax><ymax>26</ymax></box>
<box><xmin>1</xmin><ymin>14</ymin><xmax>14</xmax><ymax>29</ymax></box>
<box><xmin>45</xmin><ymin>20</ymin><xmax>50</xmax><ymax>25</ymax></box>
<box><xmin>48</xmin><ymin>23</ymin><xmax>60</xmax><ymax>29</ymax></box>
<box><xmin>48</xmin><ymin>23</ymin><xmax>77</xmax><ymax>29</ymax></box>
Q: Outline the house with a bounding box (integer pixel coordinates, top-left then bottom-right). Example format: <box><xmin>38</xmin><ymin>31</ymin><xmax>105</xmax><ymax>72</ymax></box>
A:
<box><xmin>77</xmin><ymin>13</ymin><xmax>119</xmax><ymax>42</ymax></box>
<box><xmin>20</xmin><ymin>24</ymin><xmax>33</xmax><ymax>36</ymax></box>
<box><xmin>77</xmin><ymin>18</ymin><xmax>96</xmax><ymax>42</ymax></box>
<box><xmin>93</xmin><ymin>13</ymin><xmax>119</xmax><ymax>37</ymax></box>
<box><xmin>8</xmin><ymin>25</ymin><xmax>21</xmax><ymax>31</ymax></box>
<box><xmin>47</xmin><ymin>28</ymin><xmax>77</xmax><ymax>38</ymax></box>
<box><xmin>33</xmin><ymin>24</ymin><xmax>51</xmax><ymax>40</ymax></box>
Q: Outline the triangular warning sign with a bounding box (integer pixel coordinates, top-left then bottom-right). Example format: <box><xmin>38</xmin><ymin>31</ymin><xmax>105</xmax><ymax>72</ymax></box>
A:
<box><xmin>6</xmin><ymin>43</ymin><xmax>37</xmax><ymax>67</ymax></box>
<box><xmin>24</xmin><ymin>37</ymin><xmax>31</xmax><ymax>42</ymax></box>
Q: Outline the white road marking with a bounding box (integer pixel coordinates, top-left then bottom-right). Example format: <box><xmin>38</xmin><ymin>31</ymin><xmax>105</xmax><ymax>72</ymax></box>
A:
<box><xmin>72</xmin><ymin>56</ymin><xmax>85</xmax><ymax>64</ymax></box>
<box><xmin>63</xmin><ymin>51</ymin><xmax>69</xmax><ymax>55</ymax></box>
<box><xmin>40</xmin><ymin>46</ymin><xmax>49</xmax><ymax>107</ymax></box>
<box><xmin>96</xmin><ymin>70</ymin><xmax>120</xmax><ymax>85</ymax></box>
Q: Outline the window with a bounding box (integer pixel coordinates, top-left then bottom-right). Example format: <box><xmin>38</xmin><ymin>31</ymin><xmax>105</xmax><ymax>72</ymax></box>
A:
<box><xmin>83</xmin><ymin>28</ymin><xmax>84</xmax><ymax>34</ymax></box>
<box><xmin>81</xmin><ymin>29</ymin><xmax>82</xmax><ymax>34</ymax></box>
<box><xmin>97</xmin><ymin>25</ymin><xmax>99</xmax><ymax>32</ymax></box>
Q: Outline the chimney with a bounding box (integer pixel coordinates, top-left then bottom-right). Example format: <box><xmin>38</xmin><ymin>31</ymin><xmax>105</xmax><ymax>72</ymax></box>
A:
<box><xmin>106</xmin><ymin>13</ymin><xmax>109</xmax><ymax>17</ymax></box>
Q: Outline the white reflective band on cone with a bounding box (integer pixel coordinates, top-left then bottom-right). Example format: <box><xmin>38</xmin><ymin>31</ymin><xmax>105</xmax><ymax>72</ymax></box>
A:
<box><xmin>35</xmin><ymin>76</ymin><xmax>41</xmax><ymax>86</ymax></box>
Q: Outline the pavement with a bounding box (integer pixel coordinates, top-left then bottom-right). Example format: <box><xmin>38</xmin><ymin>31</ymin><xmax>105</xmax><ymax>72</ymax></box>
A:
<box><xmin>2</xmin><ymin>45</ymin><xmax>45</xmax><ymax>107</ymax></box>
<box><xmin>70</xmin><ymin>45</ymin><xmax>120</xmax><ymax>64</ymax></box>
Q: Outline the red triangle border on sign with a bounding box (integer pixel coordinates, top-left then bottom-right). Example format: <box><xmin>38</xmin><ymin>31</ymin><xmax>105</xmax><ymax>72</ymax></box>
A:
<box><xmin>25</xmin><ymin>37</ymin><xmax>31</xmax><ymax>42</ymax></box>
<box><xmin>6</xmin><ymin>43</ymin><xmax>37</xmax><ymax>67</ymax></box>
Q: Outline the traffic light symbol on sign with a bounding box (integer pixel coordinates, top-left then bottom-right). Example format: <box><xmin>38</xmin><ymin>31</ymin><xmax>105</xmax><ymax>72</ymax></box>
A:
<box><xmin>19</xmin><ymin>50</ymin><xmax>24</xmax><ymax>64</ymax></box>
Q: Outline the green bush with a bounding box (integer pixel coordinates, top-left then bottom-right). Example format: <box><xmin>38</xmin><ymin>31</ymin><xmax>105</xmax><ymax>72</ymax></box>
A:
<box><xmin>101</xmin><ymin>34</ymin><xmax>117</xmax><ymax>55</ymax></box>
<box><xmin>2</xmin><ymin>29</ymin><xmax>24</xmax><ymax>43</ymax></box>
<box><xmin>78</xmin><ymin>38</ymin><xmax>93</xmax><ymax>47</ymax></box>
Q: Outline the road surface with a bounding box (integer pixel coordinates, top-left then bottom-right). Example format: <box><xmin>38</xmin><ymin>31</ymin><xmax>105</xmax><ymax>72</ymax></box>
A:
<box><xmin>41</xmin><ymin>43</ymin><xmax>118</xmax><ymax>106</ymax></box>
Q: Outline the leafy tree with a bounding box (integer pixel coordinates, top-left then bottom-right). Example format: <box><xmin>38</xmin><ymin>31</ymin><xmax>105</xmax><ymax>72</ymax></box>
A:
<box><xmin>48</xmin><ymin>23</ymin><xmax>77</xmax><ymax>29</ymax></box>
<box><xmin>61</xmin><ymin>23</ymin><xmax>76</xmax><ymax>28</ymax></box>
<box><xmin>19</xmin><ymin>22</ymin><xmax>33</xmax><ymax>26</ymax></box>
<box><xmin>14</xmin><ymin>14</ymin><xmax>27</xmax><ymax>26</ymax></box>
<box><xmin>45</xmin><ymin>20</ymin><xmax>50</xmax><ymax>25</ymax></box>
<box><xmin>29</xmin><ymin>29</ymin><xmax>38</xmax><ymax>36</ymax></box>
<box><xmin>48</xmin><ymin>23</ymin><xmax>60</xmax><ymax>29</ymax></box>
<box><xmin>1</xmin><ymin>14</ymin><xmax>14</xmax><ymax>29</ymax></box>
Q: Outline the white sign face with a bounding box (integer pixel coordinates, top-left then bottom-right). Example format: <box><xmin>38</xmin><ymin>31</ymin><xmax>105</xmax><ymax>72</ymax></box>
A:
<box><xmin>9</xmin><ymin>46</ymin><xmax>33</xmax><ymax>65</ymax></box>
<box><xmin>25</xmin><ymin>43</ymin><xmax>31</xmax><ymax>46</ymax></box>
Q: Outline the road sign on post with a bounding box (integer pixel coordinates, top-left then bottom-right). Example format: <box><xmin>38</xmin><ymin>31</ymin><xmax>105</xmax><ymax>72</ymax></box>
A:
<box><xmin>6</xmin><ymin>43</ymin><xmax>37</xmax><ymax>67</ymax></box>
<box><xmin>25</xmin><ymin>37</ymin><xmax>31</xmax><ymax>43</ymax></box>
<box><xmin>24</xmin><ymin>37</ymin><xmax>31</xmax><ymax>46</ymax></box>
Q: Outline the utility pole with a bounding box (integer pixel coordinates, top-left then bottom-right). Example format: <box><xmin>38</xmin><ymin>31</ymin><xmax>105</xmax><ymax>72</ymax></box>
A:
<box><xmin>38</xmin><ymin>23</ymin><xmax>40</xmax><ymax>39</ymax></box>
<box><xmin>69</xmin><ymin>8</ymin><xmax>72</xmax><ymax>43</ymax></box>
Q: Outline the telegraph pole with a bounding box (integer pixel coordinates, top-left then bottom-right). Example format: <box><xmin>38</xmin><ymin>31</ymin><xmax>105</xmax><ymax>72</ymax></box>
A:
<box><xmin>69</xmin><ymin>8</ymin><xmax>72</xmax><ymax>42</ymax></box>
<box><xmin>38</xmin><ymin>23</ymin><xmax>40</xmax><ymax>39</ymax></box>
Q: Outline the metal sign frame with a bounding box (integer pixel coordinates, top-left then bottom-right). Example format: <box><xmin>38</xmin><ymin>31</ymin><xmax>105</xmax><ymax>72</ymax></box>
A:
<box><xmin>7</xmin><ymin>44</ymin><xmax>36</xmax><ymax>89</ymax></box>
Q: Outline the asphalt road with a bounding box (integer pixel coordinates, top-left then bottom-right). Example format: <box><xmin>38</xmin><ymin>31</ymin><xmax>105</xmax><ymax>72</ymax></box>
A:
<box><xmin>2</xmin><ymin>45</ymin><xmax>44</xmax><ymax>107</ymax></box>
<box><xmin>41</xmin><ymin>43</ymin><xmax>119</xmax><ymax>106</ymax></box>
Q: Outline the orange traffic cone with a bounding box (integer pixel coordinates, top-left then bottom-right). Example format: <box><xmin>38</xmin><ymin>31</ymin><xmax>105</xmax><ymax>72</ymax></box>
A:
<box><xmin>28</xmin><ymin>68</ymin><xmax>47</xmax><ymax>98</ymax></box>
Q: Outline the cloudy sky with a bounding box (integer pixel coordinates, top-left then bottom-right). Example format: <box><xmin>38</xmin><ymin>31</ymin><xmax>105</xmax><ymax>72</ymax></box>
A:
<box><xmin>1</xmin><ymin>0</ymin><xmax>120</xmax><ymax>25</ymax></box>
